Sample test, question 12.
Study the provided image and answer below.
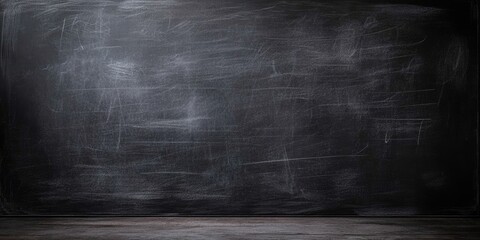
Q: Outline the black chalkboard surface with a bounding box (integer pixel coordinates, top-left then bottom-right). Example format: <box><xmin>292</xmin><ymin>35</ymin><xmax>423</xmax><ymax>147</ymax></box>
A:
<box><xmin>0</xmin><ymin>0</ymin><xmax>477</xmax><ymax>215</ymax></box>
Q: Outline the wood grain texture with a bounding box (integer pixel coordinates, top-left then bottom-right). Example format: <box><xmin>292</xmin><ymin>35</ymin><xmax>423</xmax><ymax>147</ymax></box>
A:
<box><xmin>1</xmin><ymin>217</ymin><xmax>480</xmax><ymax>239</ymax></box>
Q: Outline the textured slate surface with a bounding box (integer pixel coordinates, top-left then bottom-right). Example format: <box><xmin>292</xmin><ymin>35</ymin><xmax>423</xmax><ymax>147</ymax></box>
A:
<box><xmin>0</xmin><ymin>0</ymin><xmax>477</xmax><ymax>215</ymax></box>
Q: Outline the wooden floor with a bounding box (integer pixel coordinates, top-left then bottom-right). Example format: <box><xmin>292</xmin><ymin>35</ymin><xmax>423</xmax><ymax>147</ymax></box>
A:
<box><xmin>0</xmin><ymin>217</ymin><xmax>479</xmax><ymax>239</ymax></box>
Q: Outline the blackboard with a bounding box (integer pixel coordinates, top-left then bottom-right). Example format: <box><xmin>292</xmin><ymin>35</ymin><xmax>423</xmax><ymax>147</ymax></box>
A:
<box><xmin>0</xmin><ymin>0</ymin><xmax>477</xmax><ymax>215</ymax></box>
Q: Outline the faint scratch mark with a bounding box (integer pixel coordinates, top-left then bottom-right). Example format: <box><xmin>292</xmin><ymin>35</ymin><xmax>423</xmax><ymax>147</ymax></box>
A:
<box><xmin>417</xmin><ymin>120</ymin><xmax>424</xmax><ymax>145</ymax></box>
<box><xmin>384</xmin><ymin>130</ymin><xmax>391</xmax><ymax>143</ymax></box>
<box><xmin>59</xmin><ymin>18</ymin><xmax>66</xmax><ymax>49</ymax></box>
<box><xmin>272</xmin><ymin>60</ymin><xmax>279</xmax><ymax>75</ymax></box>
<box><xmin>242</xmin><ymin>155</ymin><xmax>367</xmax><ymax>165</ymax></box>
<box><xmin>141</xmin><ymin>171</ymin><xmax>205</xmax><ymax>175</ymax></box>
<box><xmin>116</xmin><ymin>91</ymin><xmax>123</xmax><ymax>151</ymax></box>
<box><xmin>356</xmin><ymin>144</ymin><xmax>369</xmax><ymax>154</ymax></box>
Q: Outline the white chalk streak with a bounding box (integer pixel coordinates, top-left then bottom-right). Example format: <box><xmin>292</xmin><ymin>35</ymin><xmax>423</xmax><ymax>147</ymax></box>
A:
<box><xmin>242</xmin><ymin>155</ymin><xmax>367</xmax><ymax>165</ymax></box>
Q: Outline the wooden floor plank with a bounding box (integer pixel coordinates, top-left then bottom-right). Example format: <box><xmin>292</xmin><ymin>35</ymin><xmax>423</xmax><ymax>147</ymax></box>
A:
<box><xmin>1</xmin><ymin>217</ymin><xmax>479</xmax><ymax>239</ymax></box>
